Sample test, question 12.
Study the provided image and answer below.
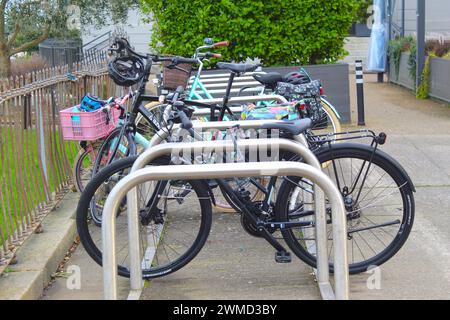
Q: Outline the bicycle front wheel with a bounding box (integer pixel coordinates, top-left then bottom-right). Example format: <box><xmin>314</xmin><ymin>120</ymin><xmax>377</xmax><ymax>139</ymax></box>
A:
<box><xmin>275</xmin><ymin>143</ymin><xmax>415</xmax><ymax>274</ymax></box>
<box><xmin>76</xmin><ymin>156</ymin><xmax>213</xmax><ymax>279</ymax></box>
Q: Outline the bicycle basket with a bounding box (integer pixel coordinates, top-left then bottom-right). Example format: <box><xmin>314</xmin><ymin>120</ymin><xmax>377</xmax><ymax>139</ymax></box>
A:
<box><xmin>162</xmin><ymin>61</ymin><xmax>193</xmax><ymax>91</ymax></box>
<box><xmin>59</xmin><ymin>106</ymin><xmax>120</xmax><ymax>141</ymax></box>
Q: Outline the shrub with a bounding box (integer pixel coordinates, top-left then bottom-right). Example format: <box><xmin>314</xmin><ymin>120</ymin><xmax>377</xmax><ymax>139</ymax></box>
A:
<box><xmin>425</xmin><ymin>40</ymin><xmax>450</xmax><ymax>57</ymax></box>
<box><xmin>141</xmin><ymin>0</ymin><xmax>359</xmax><ymax>66</ymax></box>
<box><xmin>10</xmin><ymin>54</ymin><xmax>48</xmax><ymax>77</ymax></box>
<box><xmin>388</xmin><ymin>36</ymin><xmax>416</xmax><ymax>77</ymax></box>
<box><xmin>416</xmin><ymin>54</ymin><xmax>431</xmax><ymax>99</ymax></box>
<box><xmin>355</xmin><ymin>0</ymin><xmax>373</xmax><ymax>24</ymax></box>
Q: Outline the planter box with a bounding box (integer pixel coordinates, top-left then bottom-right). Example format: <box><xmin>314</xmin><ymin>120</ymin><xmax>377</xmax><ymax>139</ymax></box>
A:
<box><xmin>200</xmin><ymin>64</ymin><xmax>351</xmax><ymax>123</ymax></box>
<box><xmin>349</xmin><ymin>23</ymin><xmax>371</xmax><ymax>37</ymax></box>
<box><xmin>389</xmin><ymin>52</ymin><xmax>414</xmax><ymax>90</ymax></box>
<box><xmin>355</xmin><ymin>23</ymin><xmax>371</xmax><ymax>37</ymax></box>
<box><xmin>429</xmin><ymin>57</ymin><xmax>450</xmax><ymax>103</ymax></box>
<box><xmin>265</xmin><ymin>64</ymin><xmax>351</xmax><ymax>123</ymax></box>
<box><xmin>390</xmin><ymin>53</ymin><xmax>450</xmax><ymax>103</ymax></box>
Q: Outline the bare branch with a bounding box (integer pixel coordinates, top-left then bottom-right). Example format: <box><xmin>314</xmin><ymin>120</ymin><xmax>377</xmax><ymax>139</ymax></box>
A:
<box><xmin>7</xmin><ymin>22</ymin><xmax>20</xmax><ymax>48</ymax></box>
<box><xmin>9</xmin><ymin>23</ymin><xmax>50</xmax><ymax>56</ymax></box>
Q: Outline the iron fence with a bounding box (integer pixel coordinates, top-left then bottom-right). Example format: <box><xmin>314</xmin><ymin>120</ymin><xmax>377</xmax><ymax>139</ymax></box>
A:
<box><xmin>0</xmin><ymin>53</ymin><xmax>120</xmax><ymax>273</ymax></box>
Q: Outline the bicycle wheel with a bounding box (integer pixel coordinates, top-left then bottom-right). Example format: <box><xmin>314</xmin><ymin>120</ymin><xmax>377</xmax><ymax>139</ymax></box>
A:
<box><xmin>136</xmin><ymin>102</ymin><xmax>168</xmax><ymax>140</ymax></box>
<box><xmin>76</xmin><ymin>156</ymin><xmax>213</xmax><ymax>279</ymax></box>
<box><xmin>73</xmin><ymin>149</ymin><xmax>92</xmax><ymax>193</ymax></box>
<box><xmin>73</xmin><ymin>143</ymin><xmax>101</xmax><ymax>193</ymax></box>
<box><xmin>92</xmin><ymin>126</ymin><xmax>133</xmax><ymax>176</ymax></box>
<box><xmin>310</xmin><ymin>98</ymin><xmax>342</xmax><ymax>136</ymax></box>
<box><xmin>275</xmin><ymin>143</ymin><xmax>415</xmax><ymax>274</ymax></box>
<box><xmin>92</xmin><ymin>103</ymin><xmax>168</xmax><ymax>176</ymax></box>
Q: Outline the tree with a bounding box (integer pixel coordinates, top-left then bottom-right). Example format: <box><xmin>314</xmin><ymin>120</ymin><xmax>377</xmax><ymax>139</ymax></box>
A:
<box><xmin>141</xmin><ymin>0</ymin><xmax>359</xmax><ymax>66</ymax></box>
<box><xmin>0</xmin><ymin>0</ymin><xmax>139</xmax><ymax>78</ymax></box>
<box><xmin>0</xmin><ymin>0</ymin><xmax>52</xmax><ymax>78</ymax></box>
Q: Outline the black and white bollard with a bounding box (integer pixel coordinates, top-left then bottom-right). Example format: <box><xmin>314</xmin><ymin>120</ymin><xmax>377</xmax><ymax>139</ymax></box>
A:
<box><xmin>355</xmin><ymin>60</ymin><xmax>365</xmax><ymax>126</ymax></box>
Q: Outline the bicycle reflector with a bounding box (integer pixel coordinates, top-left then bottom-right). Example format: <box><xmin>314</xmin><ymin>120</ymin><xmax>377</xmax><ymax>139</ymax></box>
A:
<box><xmin>320</xmin><ymin>86</ymin><xmax>324</xmax><ymax>95</ymax></box>
<box><xmin>296</xmin><ymin>101</ymin><xmax>306</xmax><ymax>110</ymax></box>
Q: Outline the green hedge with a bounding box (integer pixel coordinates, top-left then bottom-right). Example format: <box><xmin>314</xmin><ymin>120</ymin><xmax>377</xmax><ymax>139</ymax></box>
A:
<box><xmin>141</xmin><ymin>0</ymin><xmax>359</xmax><ymax>66</ymax></box>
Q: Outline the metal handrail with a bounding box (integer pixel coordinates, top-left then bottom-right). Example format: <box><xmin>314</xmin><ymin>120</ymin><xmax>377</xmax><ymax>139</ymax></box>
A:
<box><xmin>102</xmin><ymin>139</ymin><xmax>349</xmax><ymax>300</ymax></box>
<box><xmin>82</xmin><ymin>31</ymin><xmax>112</xmax><ymax>50</ymax></box>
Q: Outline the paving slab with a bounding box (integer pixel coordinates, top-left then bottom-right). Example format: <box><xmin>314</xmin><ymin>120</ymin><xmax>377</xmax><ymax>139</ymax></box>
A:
<box><xmin>141</xmin><ymin>213</ymin><xmax>321</xmax><ymax>300</ymax></box>
<box><xmin>41</xmin><ymin>74</ymin><xmax>450</xmax><ymax>300</ymax></box>
<box><xmin>0</xmin><ymin>192</ymin><xmax>79</xmax><ymax>300</ymax></box>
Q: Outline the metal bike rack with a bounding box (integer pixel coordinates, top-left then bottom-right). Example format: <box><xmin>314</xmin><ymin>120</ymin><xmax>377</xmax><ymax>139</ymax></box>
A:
<box><xmin>148</xmin><ymin>119</ymin><xmax>308</xmax><ymax>149</ymax></box>
<box><xmin>102</xmin><ymin>138</ymin><xmax>349</xmax><ymax>300</ymax></box>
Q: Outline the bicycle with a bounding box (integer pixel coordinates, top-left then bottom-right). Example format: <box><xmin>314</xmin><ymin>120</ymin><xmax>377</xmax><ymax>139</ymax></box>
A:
<box><xmin>174</xmin><ymin>38</ymin><xmax>342</xmax><ymax>134</ymax></box>
<box><xmin>71</xmin><ymin>39</ymin><xmax>200</xmax><ymax>193</ymax></box>
<box><xmin>76</xmin><ymin>90</ymin><xmax>415</xmax><ymax>278</ymax></box>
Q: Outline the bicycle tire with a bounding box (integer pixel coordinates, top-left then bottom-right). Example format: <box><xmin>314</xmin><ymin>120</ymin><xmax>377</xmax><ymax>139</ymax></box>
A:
<box><xmin>73</xmin><ymin>148</ymin><xmax>90</xmax><ymax>193</ymax></box>
<box><xmin>317</xmin><ymin>97</ymin><xmax>341</xmax><ymax>135</ymax></box>
<box><xmin>275</xmin><ymin>143</ymin><xmax>415</xmax><ymax>274</ymax></box>
<box><xmin>76</xmin><ymin>156</ymin><xmax>213</xmax><ymax>279</ymax></box>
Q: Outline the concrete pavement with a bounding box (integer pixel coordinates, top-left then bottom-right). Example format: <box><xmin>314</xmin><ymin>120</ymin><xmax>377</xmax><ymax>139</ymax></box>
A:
<box><xmin>41</xmin><ymin>75</ymin><xmax>450</xmax><ymax>300</ymax></box>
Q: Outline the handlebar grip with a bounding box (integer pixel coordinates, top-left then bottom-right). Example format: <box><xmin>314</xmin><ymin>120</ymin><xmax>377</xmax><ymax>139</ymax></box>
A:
<box><xmin>213</xmin><ymin>41</ymin><xmax>230</xmax><ymax>48</ymax></box>
<box><xmin>175</xmin><ymin>57</ymin><xmax>198</xmax><ymax>65</ymax></box>
<box><xmin>178</xmin><ymin>110</ymin><xmax>193</xmax><ymax>130</ymax></box>
<box><xmin>212</xmin><ymin>53</ymin><xmax>222</xmax><ymax>58</ymax></box>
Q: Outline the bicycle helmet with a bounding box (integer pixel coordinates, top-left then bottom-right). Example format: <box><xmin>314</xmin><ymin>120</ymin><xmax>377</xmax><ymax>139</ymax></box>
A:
<box><xmin>283</xmin><ymin>71</ymin><xmax>310</xmax><ymax>85</ymax></box>
<box><xmin>80</xmin><ymin>94</ymin><xmax>105</xmax><ymax>111</ymax></box>
<box><xmin>108</xmin><ymin>56</ymin><xmax>145</xmax><ymax>86</ymax></box>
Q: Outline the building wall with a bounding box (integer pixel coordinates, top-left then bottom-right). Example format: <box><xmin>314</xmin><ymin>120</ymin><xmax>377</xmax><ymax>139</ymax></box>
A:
<box><xmin>392</xmin><ymin>0</ymin><xmax>450</xmax><ymax>39</ymax></box>
<box><xmin>82</xmin><ymin>9</ymin><xmax>154</xmax><ymax>53</ymax></box>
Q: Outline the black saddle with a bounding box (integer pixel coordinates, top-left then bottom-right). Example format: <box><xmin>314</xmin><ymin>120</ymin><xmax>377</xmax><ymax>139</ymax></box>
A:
<box><xmin>253</xmin><ymin>72</ymin><xmax>283</xmax><ymax>87</ymax></box>
<box><xmin>216</xmin><ymin>62</ymin><xmax>259</xmax><ymax>74</ymax></box>
<box><xmin>261</xmin><ymin>118</ymin><xmax>312</xmax><ymax>136</ymax></box>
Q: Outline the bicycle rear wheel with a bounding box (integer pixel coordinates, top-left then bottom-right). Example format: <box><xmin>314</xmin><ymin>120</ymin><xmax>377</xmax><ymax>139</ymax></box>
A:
<box><xmin>275</xmin><ymin>144</ymin><xmax>415</xmax><ymax>274</ymax></box>
<box><xmin>310</xmin><ymin>98</ymin><xmax>341</xmax><ymax>136</ymax></box>
<box><xmin>76</xmin><ymin>156</ymin><xmax>213</xmax><ymax>279</ymax></box>
<box><xmin>73</xmin><ymin>148</ymin><xmax>95</xmax><ymax>193</ymax></box>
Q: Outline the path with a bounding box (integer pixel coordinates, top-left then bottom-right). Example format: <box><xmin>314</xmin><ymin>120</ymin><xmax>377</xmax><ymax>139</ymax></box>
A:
<box><xmin>41</xmin><ymin>74</ymin><xmax>450</xmax><ymax>300</ymax></box>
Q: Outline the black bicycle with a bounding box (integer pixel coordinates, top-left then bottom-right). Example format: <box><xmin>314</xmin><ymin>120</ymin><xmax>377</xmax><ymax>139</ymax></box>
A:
<box><xmin>76</xmin><ymin>93</ymin><xmax>415</xmax><ymax>278</ymax></box>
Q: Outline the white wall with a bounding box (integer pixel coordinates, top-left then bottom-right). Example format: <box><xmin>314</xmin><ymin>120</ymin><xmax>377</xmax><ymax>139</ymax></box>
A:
<box><xmin>82</xmin><ymin>9</ymin><xmax>154</xmax><ymax>53</ymax></box>
<box><xmin>392</xmin><ymin>0</ymin><xmax>450</xmax><ymax>39</ymax></box>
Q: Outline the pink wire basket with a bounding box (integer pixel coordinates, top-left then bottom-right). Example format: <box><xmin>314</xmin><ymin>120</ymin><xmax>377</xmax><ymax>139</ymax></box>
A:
<box><xmin>60</xmin><ymin>106</ymin><xmax>120</xmax><ymax>141</ymax></box>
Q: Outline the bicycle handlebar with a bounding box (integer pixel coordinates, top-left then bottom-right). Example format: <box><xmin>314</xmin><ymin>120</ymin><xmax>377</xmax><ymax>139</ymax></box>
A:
<box><xmin>213</xmin><ymin>41</ymin><xmax>230</xmax><ymax>48</ymax></box>
<box><xmin>156</xmin><ymin>56</ymin><xmax>198</xmax><ymax>65</ymax></box>
<box><xmin>178</xmin><ymin>109</ymin><xmax>193</xmax><ymax>130</ymax></box>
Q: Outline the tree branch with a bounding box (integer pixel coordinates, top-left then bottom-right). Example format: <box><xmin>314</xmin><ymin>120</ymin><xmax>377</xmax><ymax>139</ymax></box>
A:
<box><xmin>7</xmin><ymin>22</ymin><xmax>20</xmax><ymax>48</ymax></box>
<box><xmin>9</xmin><ymin>23</ymin><xmax>50</xmax><ymax>56</ymax></box>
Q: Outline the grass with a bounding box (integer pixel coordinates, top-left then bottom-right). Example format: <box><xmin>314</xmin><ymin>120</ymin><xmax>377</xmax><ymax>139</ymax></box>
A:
<box><xmin>0</xmin><ymin>126</ymin><xmax>79</xmax><ymax>244</ymax></box>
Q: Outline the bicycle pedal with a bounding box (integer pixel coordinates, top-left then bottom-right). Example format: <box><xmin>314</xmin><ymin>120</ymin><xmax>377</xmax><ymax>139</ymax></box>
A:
<box><xmin>275</xmin><ymin>251</ymin><xmax>291</xmax><ymax>263</ymax></box>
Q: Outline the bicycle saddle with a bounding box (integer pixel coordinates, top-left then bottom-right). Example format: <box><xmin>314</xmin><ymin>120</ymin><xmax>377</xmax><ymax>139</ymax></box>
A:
<box><xmin>253</xmin><ymin>72</ymin><xmax>283</xmax><ymax>86</ymax></box>
<box><xmin>216</xmin><ymin>62</ymin><xmax>259</xmax><ymax>74</ymax></box>
<box><xmin>261</xmin><ymin>118</ymin><xmax>312</xmax><ymax>136</ymax></box>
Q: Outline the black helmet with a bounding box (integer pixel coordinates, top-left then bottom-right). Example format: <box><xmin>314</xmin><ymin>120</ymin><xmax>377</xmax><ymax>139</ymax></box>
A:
<box><xmin>108</xmin><ymin>56</ymin><xmax>145</xmax><ymax>86</ymax></box>
<box><xmin>283</xmin><ymin>71</ymin><xmax>310</xmax><ymax>85</ymax></box>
